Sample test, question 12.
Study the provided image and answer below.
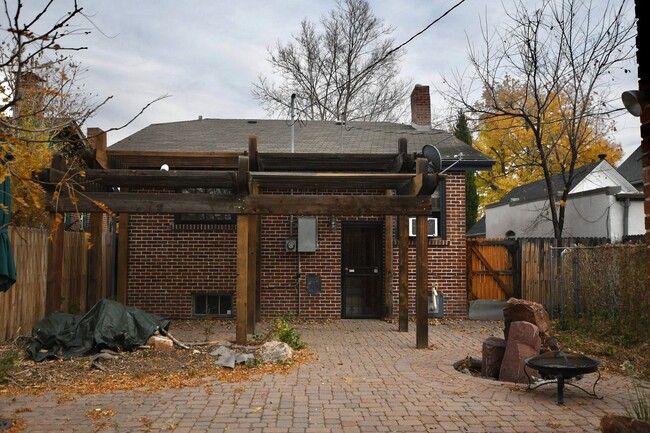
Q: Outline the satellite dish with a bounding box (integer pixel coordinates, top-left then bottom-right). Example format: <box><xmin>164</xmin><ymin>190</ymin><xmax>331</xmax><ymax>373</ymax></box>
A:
<box><xmin>422</xmin><ymin>144</ymin><xmax>442</xmax><ymax>173</ymax></box>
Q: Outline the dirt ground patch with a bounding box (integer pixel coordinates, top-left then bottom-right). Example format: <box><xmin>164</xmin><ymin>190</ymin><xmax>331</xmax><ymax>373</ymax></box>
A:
<box><xmin>0</xmin><ymin>320</ymin><xmax>314</xmax><ymax>398</ymax></box>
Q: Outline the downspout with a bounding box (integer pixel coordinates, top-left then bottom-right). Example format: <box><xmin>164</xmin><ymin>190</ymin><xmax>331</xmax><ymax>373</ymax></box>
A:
<box><xmin>297</xmin><ymin>251</ymin><xmax>301</xmax><ymax>318</ymax></box>
<box><xmin>623</xmin><ymin>198</ymin><xmax>631</xmax><ymax>238</ymax></box>
<box><xmin>290</xmin><ymin>94</ymin><xmax>299</xmax><ymax>315</ymax></box>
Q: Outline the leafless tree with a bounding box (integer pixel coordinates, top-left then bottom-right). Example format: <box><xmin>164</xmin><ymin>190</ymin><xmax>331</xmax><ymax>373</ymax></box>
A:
<box><xmin>445</xmin><ymin>0</ymin><xmax>635</xmax><ymax>243</ymax></box>
<box><xmin>0</xmin><ymin>1</ymin><xmax>163</xmax><ymax>227</ymax></box>
<box><xmin>252</xmin><ymin>0</ymin><xmax>411</xmax><ymax>122</ymax></box>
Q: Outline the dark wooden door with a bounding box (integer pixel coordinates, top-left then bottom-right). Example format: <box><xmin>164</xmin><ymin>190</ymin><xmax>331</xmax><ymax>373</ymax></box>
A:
<box><xmin>341</xmin><ymin>222</ymin><xmax>383</xmax><ymax>318</ymax></box>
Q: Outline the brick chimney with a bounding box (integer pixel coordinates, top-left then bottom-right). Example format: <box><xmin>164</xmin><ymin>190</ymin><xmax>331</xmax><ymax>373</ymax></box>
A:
<box><xmin>410</xmin><ymin>84</ymin><xmax>431</xmax><ymax>129</ymax></box>
<box><xmin>87</xmin><ymin>127</ymin><xmax>108</xmax><ymax>168</ymax></box>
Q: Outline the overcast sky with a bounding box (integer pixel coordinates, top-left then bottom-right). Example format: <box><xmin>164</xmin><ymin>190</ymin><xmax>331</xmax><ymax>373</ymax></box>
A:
<box><xmin>24</xmin><ymin>0</ymin><xmax>640</xmax><ymax>162</ymax></box>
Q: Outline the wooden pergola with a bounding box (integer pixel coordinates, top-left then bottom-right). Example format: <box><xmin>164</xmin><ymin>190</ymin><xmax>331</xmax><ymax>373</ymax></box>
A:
<box><xmin>40</xmin><ymin>137</ymin><xmax>439</xmax><ymax>348</ymax></box>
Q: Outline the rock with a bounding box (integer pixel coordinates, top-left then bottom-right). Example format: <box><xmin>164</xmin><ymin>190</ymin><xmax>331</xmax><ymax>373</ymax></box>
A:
<box><xmin>542</xmin><ymin>336</ymin><xmax>561</xmax><ymax>353</ymax></box>
<box><xmin>453</xmin><ymin>356</ymin><xmax>482</xmax><ymax>375</ymax></box>
<box><xmin>235</xmin><ymin>353</ymin><xmax>256</xmax><ymax>364</ymax></box>
<box><xmin>260</xmin><ymin>341</ymin><xmax>293</xmax><ymax>363</ymax></box>
<box><xmin>499</xmin><ymin>321</ymin><xmax>541</xmax><ymax>383</ymax></box>
<box><xmin>481</xmin><ymin>337</ymin><xmax>506</xmax><ymax>379</ymax></box>
<box><xmin>600</xmin><ymin>415</ymin><xmax>650</xmax><ymax>433</ymax></box>
<box><xmin>216</xmin><ymin>352</ymin><xmax>237</xmax><ymax>369</ymax></box>
<box><xmin>503</xmin><ymin>298</ymin><xmax>552</xmax><ymax>340</ymax></box>
<box><xmin>146</xmin><ymin>335</ymin><xmax>174</xmax><ymax>351</ymax></box>
<box><xmin>209</xmin><ymin>346</ymin><xmax>233</xmax><ymax>357</ymax></box>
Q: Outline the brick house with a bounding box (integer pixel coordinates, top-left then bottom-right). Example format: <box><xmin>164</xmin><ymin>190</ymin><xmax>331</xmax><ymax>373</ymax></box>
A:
<box><xmin>102</xmin><ymin>85</ymin><xmax>493</xmax><ymax>322</ymax></box>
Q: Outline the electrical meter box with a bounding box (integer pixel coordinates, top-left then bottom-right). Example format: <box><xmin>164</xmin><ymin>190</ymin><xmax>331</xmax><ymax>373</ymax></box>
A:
<box><xmin>297</xmin><ymin>217</ymin><xmax>317</xmax><ymax>252</ymax></box>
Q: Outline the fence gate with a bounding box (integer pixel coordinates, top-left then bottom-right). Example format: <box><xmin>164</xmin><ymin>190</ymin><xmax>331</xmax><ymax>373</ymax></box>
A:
<box><xmin>467</xmin><ymin>238</ymin><xmax>519</xmax><ymax>301</ymax></box>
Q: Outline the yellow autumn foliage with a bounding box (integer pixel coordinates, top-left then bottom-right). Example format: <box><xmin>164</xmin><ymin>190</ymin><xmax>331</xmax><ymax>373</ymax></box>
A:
<box><xmin>474</xmin><ymin>79</ymin><xmax>622</xmax><ymax>209</ymax></box>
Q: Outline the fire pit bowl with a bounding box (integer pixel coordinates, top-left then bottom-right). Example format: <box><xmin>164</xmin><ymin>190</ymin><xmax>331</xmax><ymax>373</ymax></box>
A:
<box><xmin>525</xmin><ymin>351</ymin><xmax>603</xmax><ymax>404</ymax></box>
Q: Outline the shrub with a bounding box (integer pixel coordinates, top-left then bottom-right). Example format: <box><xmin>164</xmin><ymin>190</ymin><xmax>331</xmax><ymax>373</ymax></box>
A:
<box><xmin>622</xmin><ymin>360</ymin><xmax>650</xmax><ymax>423</ymax></box>
<box><xmin>557</xmin><ymin>244</ymin><xmax>649</xmax><ymax>347</ymax></box>
<box><xmin>0</xmin><ymin>349</ymin><xmax>21</xmax><ymax>383</ymax></box>
<box><xmin>269</xmin><ymin>313</ymin><xmax>305</xmax><ymax>350</ymax></box>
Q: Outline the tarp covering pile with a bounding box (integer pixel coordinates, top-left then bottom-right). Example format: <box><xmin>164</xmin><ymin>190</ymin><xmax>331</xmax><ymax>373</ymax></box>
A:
<box><xmin>29</xmin><ymin>299</ymin><xmax>170</xmax><ymax>361</ymax></box>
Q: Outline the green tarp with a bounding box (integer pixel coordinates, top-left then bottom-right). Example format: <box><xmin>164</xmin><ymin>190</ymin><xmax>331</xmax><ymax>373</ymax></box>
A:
<box><xmin>29</xmin><ymin>299</ymin><xmax>170</xmax><ymax>361</ymax></box>
<box><xmin>0</xmin><ymin>169</ymin><xmax>16</xmax><ymax>292</ymax></box>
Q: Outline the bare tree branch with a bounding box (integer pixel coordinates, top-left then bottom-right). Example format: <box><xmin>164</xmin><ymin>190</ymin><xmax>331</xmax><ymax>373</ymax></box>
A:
<box><xmin>443</xmin><ymin>0</ymin><xmax>635</xmax><ymax>243</ymax></box>
<box><xmin>252</xmin><ymin>0</ymin><xmax>411</xmax><ymax>123</ymax></box>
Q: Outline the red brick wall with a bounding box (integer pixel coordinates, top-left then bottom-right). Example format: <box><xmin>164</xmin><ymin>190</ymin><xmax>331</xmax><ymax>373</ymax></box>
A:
<box><xmin>126</xmin><ymin>176</ymin><xmax>469</xmax><ymax>319</ymax></box>
<box><xmin>127</xmin><ymin>213</ymin><xmax>237</xmax><ymax>318</ymax></box>
<box><xmin>389</xmin><ymin>173</ymin><xmax>467</xmax><ymax>317</ymax></box>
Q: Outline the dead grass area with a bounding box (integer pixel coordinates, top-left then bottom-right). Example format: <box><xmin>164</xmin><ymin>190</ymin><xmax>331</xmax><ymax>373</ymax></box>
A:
<box><xmin>0</xmin><ymin>321</ymin><xmax>315</xmax><ymax>398</ymax></box>
<box><xmin>555</xmin><ymin>329</ymin><xmax>650</xmax><ymax>380</ymax></box>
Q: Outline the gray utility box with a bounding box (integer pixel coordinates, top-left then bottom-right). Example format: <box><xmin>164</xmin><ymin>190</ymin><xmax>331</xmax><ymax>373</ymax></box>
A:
<box><xmin>297</xmin><ymin>217</ymin><xmax>317</xmax><ymax>252</ymax></box>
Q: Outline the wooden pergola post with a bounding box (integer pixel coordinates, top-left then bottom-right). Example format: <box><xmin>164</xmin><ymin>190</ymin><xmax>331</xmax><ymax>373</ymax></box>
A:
<box><xmin>414</xmin><ymin>157</ymin><xmax>429</xmax><ymax>348</ymax></box>
<box><xmin>237</xmin><ymin>153</ymin><xmax>254</xmax><ymax>342</ymax></box>
<box><xmin>86</xmin><ymin>213</ymin><xmax>103</xmax><ymax>307</ymax></box>
<box><xmin>384</xmin><ymin>190</ymin><xmax>394</xmax><ymax>319</ymax></box>
<box><xmin>45</xmin><ymin>153</ymin><xmax>66</xmax><ymax>314</ymax></box>
<box><xmin>236</xmin><ymin>213</ymin><xmax>250</xmax><ymax>344</ymax></box>
<box><xmin>247</xmin><ymin>213</ymin><xmax>258</xmax><ymax>331</ymax></box>
<box><xmin>247</xmin><ymin>137</ymin><xmax>260</xmax><ymax>328</ymax></box>
<box><xmin>116</xmin><ymin>212</ymin><xmax>129</xmax><ymax>305</ymax></box>
<box><xmin>398</xmin><ymin>215</ymin><xmax>409</xmax><ymax>331</ymax></box>
<box><xmin>416</xmin><ymin>214</ymin><xmax>429</xmax><ymax>349</ymax></box>
<box><xmin>249</xmin><ymin>137</ymin><xmax>262</xmax><ymax>323</ymax></box>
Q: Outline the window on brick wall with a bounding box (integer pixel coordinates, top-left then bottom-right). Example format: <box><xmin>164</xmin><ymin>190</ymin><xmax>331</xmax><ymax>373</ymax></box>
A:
<box><xmin>407</xmin><ymin>178</ymin><xmax>446</xmax><ymax>239</ymax></box>
<box><xmin>193</xmin><ymin>294</ymin><xmax>233</xmax><ymax>317</ymax></box>
<box><xmin>175</xmin><ymin>187</ymin><xmax>235</xmax><ymax>224</ymax></box>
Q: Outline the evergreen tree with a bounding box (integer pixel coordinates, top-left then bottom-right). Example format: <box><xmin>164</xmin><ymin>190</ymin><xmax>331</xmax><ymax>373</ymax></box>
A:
<box><xmin>454</xmin><ymin>111</ymin><xmax>478</xmax><ymax>230</ymax></box>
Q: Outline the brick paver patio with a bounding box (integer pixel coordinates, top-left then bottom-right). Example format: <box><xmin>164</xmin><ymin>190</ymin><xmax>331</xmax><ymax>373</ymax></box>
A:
<box><xmin>0</xmin><ymin>319</ymin><xmax>640</xmax><ymax>432</ymax></box>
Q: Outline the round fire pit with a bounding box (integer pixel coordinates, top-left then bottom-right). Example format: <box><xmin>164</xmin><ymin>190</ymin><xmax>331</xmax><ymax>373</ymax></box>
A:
<box><xmin>524</xmin><ymin>351</ymin><xmax>603</xmax><ymax>404</ymax></box>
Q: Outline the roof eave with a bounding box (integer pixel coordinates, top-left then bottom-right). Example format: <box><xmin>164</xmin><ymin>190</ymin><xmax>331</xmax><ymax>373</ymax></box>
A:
<box><xmin>442</xmin><ymin>159</ymin><xmax>495</xmax><ymax>172</ymax></box>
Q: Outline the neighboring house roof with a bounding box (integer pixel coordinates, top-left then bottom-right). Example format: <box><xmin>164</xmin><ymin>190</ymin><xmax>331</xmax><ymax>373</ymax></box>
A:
<box><xmin>491</xmin><ymin>162</ymin><xmax>599</xmax><ymax>207</ymax></box>
<box><xmin>617</xmin><ymin>145</ymin><xmax>643</xmax><ymax>188</ymax></box>
<box><xmin>488</xmin><ymin>158</ymin><xmax>639</xmax><ymax>208</ymax></box>
<box><xmin>466</xmin><ymin>215</ymin><xmax>485</xmax><ymax>237</ymax></box>
<box><xmin>109</xmin><ymin>118</ymin><xmax>493</xmax><ymax>171</ymax></box>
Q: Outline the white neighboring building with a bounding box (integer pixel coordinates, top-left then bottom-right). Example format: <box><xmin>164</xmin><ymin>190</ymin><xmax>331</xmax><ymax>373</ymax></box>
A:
<box><xmin>485</xmin><ymin>158</ymin><xmax>644</xmax><ymax>241</ymax></box>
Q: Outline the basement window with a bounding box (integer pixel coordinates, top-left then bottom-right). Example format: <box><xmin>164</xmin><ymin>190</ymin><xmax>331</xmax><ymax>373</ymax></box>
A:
<box><xmin>175</xmin><ymin>187</ymin><xmax>235</xmax><ymax>224</ymax></box>
<box><xmin>193</xmin><ymin>294</ymin><xmax>233</xmax><ymax>318</ymax></box>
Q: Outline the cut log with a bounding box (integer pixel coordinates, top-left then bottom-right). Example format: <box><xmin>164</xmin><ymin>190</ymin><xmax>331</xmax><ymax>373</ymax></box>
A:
<box><xmin>481</xmin><ymin>337</ymin><xmax>506</xmax><ymax>379</ymax></box>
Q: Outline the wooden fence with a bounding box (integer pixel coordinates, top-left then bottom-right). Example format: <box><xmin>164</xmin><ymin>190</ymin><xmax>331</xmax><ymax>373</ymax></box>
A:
<box><xmin>0</xmin><ymin>227</ymin><xmax>112</xmax><ymax>341</ymax></box>
<box><xmin>468</xmin><ymin>237</ymin><xmax>611</xmax><ymax>312</ymax></box>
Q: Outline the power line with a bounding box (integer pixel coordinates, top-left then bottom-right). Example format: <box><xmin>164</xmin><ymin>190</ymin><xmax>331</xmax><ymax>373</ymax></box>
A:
<box><xmin>350</xmin><ymin>0</ymin><xmax>467</xmax><ymax>86</ymax></box>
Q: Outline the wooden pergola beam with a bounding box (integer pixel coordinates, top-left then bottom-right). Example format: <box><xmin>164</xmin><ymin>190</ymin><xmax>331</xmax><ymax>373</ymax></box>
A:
<box><xmin>39</xmin><ymin>168</ymin><xmax>436</xmax><ymax>192</ymax></box>
<box><xmin>106</xmin><ymin>151</ymin><xmax>242</xmax><ymax>170</ymax></box>
<box><xmin>257</xmin><ymin>152</ymin><xmax>405</xmax><ymax>173</ymax></box>
<box><xmin>44</xmin><ymin>169</ymin><xmax>238</xmax><ymax>189</ymax></box>
<box><xmin>47</xmin><ymin>193</ymin><xmax>433</xmax><ymax>216</ymax></box>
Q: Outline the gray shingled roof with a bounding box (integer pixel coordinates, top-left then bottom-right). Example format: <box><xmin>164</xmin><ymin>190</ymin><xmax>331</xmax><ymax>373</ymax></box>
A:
<box><xmin>109</xmin><ymin>118</ymin><xmax>493</xmax><ymax>170</ymax></box>
<box><xmin>617</xmin><ymin>145</ymin><xmax>642</xmax><ymax>188</ymax></box>
<box><xmin>490</xmin><ymin>162</ymin><xmax>599</xmax><ymax>207</ymax></box>
<box><xmin>466</xmin><ymin>215</ymin><xmax>486</xmax><ymax>237</ymax></box>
